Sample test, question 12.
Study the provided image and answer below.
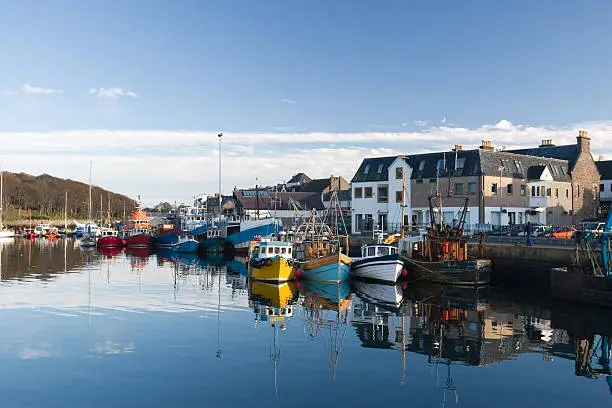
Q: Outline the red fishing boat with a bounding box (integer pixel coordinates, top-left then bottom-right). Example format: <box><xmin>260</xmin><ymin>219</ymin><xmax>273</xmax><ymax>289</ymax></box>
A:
<box><xmin>97</xmin><ymin>199</ymin><xmax>123</xmax><ymax>248</ymax></box>
<box><xmin>122</xmin><ymin>198</ymin><xmax>153</xmax><ymax>248</ymax></box>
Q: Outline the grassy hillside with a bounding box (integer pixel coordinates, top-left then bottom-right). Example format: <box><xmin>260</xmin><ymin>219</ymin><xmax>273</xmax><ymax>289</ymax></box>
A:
<box><xmin>1</xmin><ymin>172</ymin><xmax>134</xmax><ymax>222</ymax></box>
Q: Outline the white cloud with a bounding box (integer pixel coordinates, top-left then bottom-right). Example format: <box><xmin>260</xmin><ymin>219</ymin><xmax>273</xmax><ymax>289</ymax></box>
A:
<box><xmin>90</xmin><ymin>87</ymin><xmax>138</xmax><ymax>99</ymax></box>
<box><xmin>413</xmin><ymin>120</ymin><xmax>428</xmax><ymax>127</ymax></box>
<box><xmin>0</xmin><ymin>119</ymin><xmax>609</xmax><ymax>205</ymax></box>
<box><xmin>21</xmin><ymin>83</ymin><xmax>63</xmax><ymax>94</ymax></box>
<box><xmin>279</xmin><ymin>98</ymin><xmax>297</xmax><ymax>104</ymax></box>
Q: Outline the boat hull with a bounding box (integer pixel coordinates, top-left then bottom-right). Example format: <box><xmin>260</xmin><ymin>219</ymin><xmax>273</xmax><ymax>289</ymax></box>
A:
<box><xmin>300</xmin><ymin>253</ymin><xmax>352</xmax><ymax>283</ymax></box>
<box><xmin>405</xmin><ymin>258</ymin><xmax>491</xmax><ymax>286</ymax></box>
<box><xmin>125</xmin><ymin>233</ymin><xmax>152</xmax><ymax>248</ymax></box>
<box><xmin>351</xmin><ymin>254</ymin><xmax>406</xmax><ymax>283</ymax></box>
<box><xmin>550</xmin><ymin>267</ymin><xmax>612</xmax><ymax>307</ymax></box>
<box><xmin>156</xmin><ymin>231</ymin><xmax>179</xmax><ymax>247</ymax></box>
<box><xmin>172</xmin><ymin>239</ymin><xmax>199</xmax><ymax>253</ymax></box>
<box><xmin>79</xmin><ymin>236</ymin><xmax>97</xmax><ymax>247</ymax></box>
<box><xmin>352</xmin><ymin>280</ymin><xmax>403</xmax><ymax>309</ymax></box>
<box><xmin>97</xmin><ymin>235</ymin><xmax>123</xmax><ymax>248</ymax></box>
<box><xmin>227</xmin><ymin>219</ymin><xmax>282</xmax><ymax>253</ymax></box>
<box><xmin>0</xmin><ymin>230</ymin><xmax>15</xmax><ymax>238</ymax></box>
<box><xmin>248</xmin><ymin>257</ymin><xmax>295</xmax><ymax>282</ymax></box>
<box><xmin>199</xmin><ymin>237</ymin><xmax>229</xmax><ymax>253</ymax></box>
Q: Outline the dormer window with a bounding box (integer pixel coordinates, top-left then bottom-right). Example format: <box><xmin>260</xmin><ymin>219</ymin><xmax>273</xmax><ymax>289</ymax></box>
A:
<box><xmin>377</xmin><ymin>164</ymin><xmax>384</xmax><ymax>173</ymax></box>
<box><xmin>456</xmin><ymin>158</ymin><xmax>466</xmax><ymax>169</ymax></box>
<box><xmin>419</xmin><ymin>160</ymin><xmax>426</xmax><ymax>171</ymax></box>
<box><xmin>364</xmin><ymin>165</ymin><xmax>370</xmax><ymax>174</ymax></box>
<box><xmin>437</xmin><ymin>159</ymin><xmax>445</xmax><ymax>171</ymax></box>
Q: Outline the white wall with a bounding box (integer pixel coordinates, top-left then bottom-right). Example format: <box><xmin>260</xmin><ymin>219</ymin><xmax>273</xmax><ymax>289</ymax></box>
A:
<box><xmin>351</xmin><ymin>180</ymin><xmax>389</xmax><ymax>232</ymax></box>
<box><xmin>386</xmin><ymin>157</ymin><xmax>412</xmax><ymax>232</ymax></box>
<box><xmin>601</xmin><ymin>178</ymin><xmax>612</xmax><ymax>201</ymax></box>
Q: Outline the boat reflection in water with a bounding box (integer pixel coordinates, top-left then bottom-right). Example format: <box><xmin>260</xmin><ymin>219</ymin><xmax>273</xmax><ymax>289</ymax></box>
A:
<box><xmin>300</xmin><ymin>280</ymin><xmax>351</xmax><ymax>379</ymax></box>
<box><xmin>249</xmin><ymin>280</ymin><xmax>299</xmax><ymax>395</ymax></box>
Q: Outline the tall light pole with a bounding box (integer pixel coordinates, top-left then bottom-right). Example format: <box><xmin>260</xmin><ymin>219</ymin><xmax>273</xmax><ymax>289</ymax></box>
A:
<box><xmin>218</xmin><ymin>132</ymin><xmax>223</xmax><ymax>216</ymax></box>
<box><xmin>499</xmin><ymin>166</ymin><xmax>504</xmax><ymax>228</ymax></box>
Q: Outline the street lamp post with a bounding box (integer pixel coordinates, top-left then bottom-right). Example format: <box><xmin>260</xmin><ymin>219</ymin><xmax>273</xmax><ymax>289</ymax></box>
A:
<box><xmin>499</xmin><ymin>166</ymin><xmax>504</xmax><ymax>228</ymax></box>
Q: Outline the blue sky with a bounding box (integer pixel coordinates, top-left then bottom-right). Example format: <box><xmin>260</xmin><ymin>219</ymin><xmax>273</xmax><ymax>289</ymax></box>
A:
<box><xmin>0</xmin><ymin>1</ymin><xmax>611</xmax><ymax>202</ymax></box>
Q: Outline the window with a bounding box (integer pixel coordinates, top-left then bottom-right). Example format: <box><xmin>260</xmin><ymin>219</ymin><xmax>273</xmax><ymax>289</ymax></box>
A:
<box><xmin>377</xmin><ymin>164</ymin><xmax>384</xmax><ymax>174</ymax></box>
<box><xmin>367</xmin><ymin>246</ymin><xmax>376</xmax><ymax>256</ymax></box>
<box><xmin>395</xmin><ymin>167</ymin><xmax>403</xmax><ymax>179</ymax></box>
<box><xmin>364</xmin><ymin>187</ymin><xmax>373</xmax><ymax>198</ymax></box>
<box><xmin>492</xmin><ymin>183</ymin><xmax>498</xmax><ymax>195</ymax></box>
<box><xmin>532</xmin><ymin>186</ymin><xmax>536</xmax><ymax>196</ymax></box>
<box><xmin>456</xmin><ymin>158</ymin><xmax>466</xmax><ymax>169</ymax></box>
<box><xmin>419</xmin><ymin>160</ymin><xmax>426</xmax><ymax>171</ymax></box>
<box><xmin>356</xmin><ymin>214</ymin><xmax>363</xmax><ymax>231</ymax></box>
<box><xmin>555</xmin><ymin>188</ymin><xmax>559</xmax><ymax>198</ymax></box>
<box><xmin>416</xmin><ymin>179</ymin><xmax>424</xmax><ymax>184</ymax></box>
<box><xmin>601</xmin><ymin>183</ymin><xmax>605</xmax><ymax>192</ymax></box>
<box><xmin>468</xmin><ymin>182</ymin><xmax>477</xmax><ymax>194</ymax></box>
<box><xmin>547</xmin><ymin>188</ymin><xmax>551</xmax><ymax>197</ymax></box>
<box><xmin>364</xmin><ymin>165</ymin><xmax>370</xmax><ymax>174</ymax></box>
<box><xmin>577</xmin><ymin>185</ymin><xmax>581</xmax><ymax>197</ymax></box>
<box><xmin>566</xmin><ymin>189</ymin><xmax>569</xmax><ymax>198</ymax></box>
<box><xmin>377</xmin><ymin>186</ymin><xmax>388</xmax><ymax>203</ymax></box>
<box><xmin>506</xmin><ymin>184</ymin><xmax>513</xmax><ymax>195</ymax></box>
<box><xmin>429</xmin><ymin>178</ymin><xmax>437</xmax><ymax>183</ymax></box>
<box><xmin>378</xmin><ymin>214</ymin><xmax>387</xmax><ymax>231</ymax></box>
<box><xmin>288</xmin><ymin>248</ymin><xmax>292</xmax><ymax>254</ymax></box>
<box><xmin>520</xmin><ymin>185</ymin><xmax>526</xmax><ymax>196</ymax></box>
<box><xmin>395</xmin><ymin>191</ymin><xmax>403</xmax><ymax>203</ymax></box>
<box><xmin>281</xmin><ymin>247</ymin><xmax>286</xmax><ymax>254</ymax></box>
<box><xmin>354</xmin><ymin>187</ymin><xmax>362</xmax><ymax>199</ymax></box>
<box><xmin>454</xmin><ymin>183</ymin><xmax>464</xmax><ymax>194</ymax></box>
<box><xmin>536</xmin><ymin>186</ymin><xmax>540</xmax><ymax>196</ymax></box>
<box><xmin>437</xmin><ymin>159</ymin><xmax>445</xmax><ymax>171</ymax></box>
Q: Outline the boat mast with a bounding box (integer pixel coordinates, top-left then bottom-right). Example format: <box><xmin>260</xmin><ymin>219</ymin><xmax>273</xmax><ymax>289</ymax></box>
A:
<box><xmin>255</xmin><ymin>181</ymin><xmax>260</xmax><ymax>220</ymax></box>
<box><xmin>0</xmin><ymin>161</ymin><xmax>4</xmax><ymax>229</ymax></box>
<box><xmin>64</xmin><ymin>191</ymin><xmax>68</xmax><ymax>230</ymax></box>
<box><xmin>100</xmin><ymin>194</ymin><xmax>103</xmax><ymax>228</ymax></box>
<box><xmin>218</xmin><ymin>132</ymin><xmax>223</xmax><ymax>221</ymax></box>
<box><xmin>401</xmin><ymin>169</ymin><xmax>406</xmax><ymax>238</ymax></box>
<box><xmin>88</xmin><ymin>161</ymin><xmax>92</xmax><ymax>222</ymax></box>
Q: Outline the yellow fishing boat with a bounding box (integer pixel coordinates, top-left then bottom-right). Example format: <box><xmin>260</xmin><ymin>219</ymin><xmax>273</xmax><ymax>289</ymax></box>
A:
<box><xmin>248</xmin><ymin>240</ymin><xmax>296</xmax><ymax>282</ymax></box>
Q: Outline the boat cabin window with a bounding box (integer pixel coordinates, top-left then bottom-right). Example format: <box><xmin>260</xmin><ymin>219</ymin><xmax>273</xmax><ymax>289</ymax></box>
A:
<box><xmin>281</xmin><ymin>247</ymin><xmax>287</xmax><ymax>254</ymax></box>
<box><xmin>252</xmin><ymin>246</ymin><xmax>260</xmax><ymax>258</ymax></box>
<box><xmin>377</xmin><ymin>246</ymin><xmax>389</xmax><ymax>256</ymax></box>
<box><xmin>274</xmin><ymin>247</ymin><xmax>280</xmax><ymax>254</ymax></box>
<box><xmin>268</xmin><ymin>247</ymin><xmax>274</xmax><ymax>254</ymax></box>
<box><xmin>288</xmin><ymin>248</ymin><xmax>292</xmax><ymax>254</ymax></box>
<box><xmin>367</xmin><ymin>246</ymin><xmax>376</xmax><ymax>256</ymax></box>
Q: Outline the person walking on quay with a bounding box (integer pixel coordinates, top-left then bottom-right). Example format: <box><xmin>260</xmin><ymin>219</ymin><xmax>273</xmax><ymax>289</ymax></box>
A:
<box><xmin>524</xmin><ymin>221</ymin><xmax>533</xmax><ymax>246</ymax></box>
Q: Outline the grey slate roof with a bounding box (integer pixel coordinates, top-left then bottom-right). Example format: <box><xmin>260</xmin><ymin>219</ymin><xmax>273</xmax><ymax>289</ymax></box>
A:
<box><xmin>287</xmin><ymin>172</ymin><xmax>311</xmax><ymax>185</ymax></box>
<box><xmin>354</xmin><ymin>149</ymin><xmax>572</xmax><ymax>184</ymax></box>
<box><xmin>233</xmin><ymin>190</ymin><xmax>325</xmax><ymax>211</ymax></box>
<box><xmin>478</xmin><ymin>150</ymin><xmax>571</xmax><ymax>182</ymax></box>
<box><xmin>508</xmin><ymin>144</ymin><xmax>579</xmax><ymax>170</ymax></box>
<box><xmin>596</xmin><ymin>160</ymin><xmax>612</xmax><ymax>180</ymax></box>
<box><xmin>299</xmin><ymin>178</ymin><xmax>331</xmax><ymax>193</ymax></box>
<box><xmin>351</xmin><ymin>156</ymin><xmax>400</xmax><ymax>183</ymax></box>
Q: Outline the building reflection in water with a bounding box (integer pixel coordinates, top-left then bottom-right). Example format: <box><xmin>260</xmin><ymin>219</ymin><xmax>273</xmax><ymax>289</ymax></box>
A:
<box><xmin>2</xmin><ymin>238</ymin><xmax>612</xmax><ymax>399</ymax></box>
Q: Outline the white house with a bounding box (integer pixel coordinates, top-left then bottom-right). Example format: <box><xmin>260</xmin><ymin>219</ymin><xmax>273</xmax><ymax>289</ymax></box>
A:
<box><xmin>350</xmin><ymin>156</ymin><xmax>412</xmax><ymax>234</ymax></box>
<box><xmin>597</xmin><ymin>160</ymin><xmax>612</xmax><ymax>217</ymax></box>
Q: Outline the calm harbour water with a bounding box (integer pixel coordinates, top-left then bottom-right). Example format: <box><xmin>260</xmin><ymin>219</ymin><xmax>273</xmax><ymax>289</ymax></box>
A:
<box><xmin>0</xmin><ymin>238</ymin><xmax>611</xmax><ymax>407</ymax></box>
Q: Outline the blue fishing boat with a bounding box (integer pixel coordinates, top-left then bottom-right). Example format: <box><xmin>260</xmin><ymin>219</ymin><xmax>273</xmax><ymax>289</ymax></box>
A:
<box><xmin>156</xmin><ymin>223</ymin><xmax>179</xmax><ymax>247</ymax></box>
<box><xmin>302</xmin><ymin>280</ymin><xmax>351</xmax><ymax>304</ymax></box>
<box><xmin>172</xmin><ymin>235</ymin><xmax>199</xmax><ymax>253</ymax></box>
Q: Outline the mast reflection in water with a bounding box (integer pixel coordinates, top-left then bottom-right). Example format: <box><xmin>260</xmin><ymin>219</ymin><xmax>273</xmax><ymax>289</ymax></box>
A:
<box><xmin>0</xmin><ymin>238</ymin><xmax>609</xmax><ymax>407</ymax></box>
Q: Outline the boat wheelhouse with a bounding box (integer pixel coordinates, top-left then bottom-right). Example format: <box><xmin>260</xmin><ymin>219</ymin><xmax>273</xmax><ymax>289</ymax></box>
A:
<box><xmin>248</xmin><ymin>240</ymin><xmax>296</xmax><ymax>282</ymax></box>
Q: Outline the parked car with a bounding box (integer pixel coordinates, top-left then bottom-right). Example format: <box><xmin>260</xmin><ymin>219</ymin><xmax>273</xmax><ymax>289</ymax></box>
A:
<box><xmin>516</xmin><ymin>225</ymin><xmax>548</xmax><ymax>237</ymax></box>
<box><xmin>550</xmin><ymin>226</ymin><xmax>577</xmax><ymax>239</ymax></box>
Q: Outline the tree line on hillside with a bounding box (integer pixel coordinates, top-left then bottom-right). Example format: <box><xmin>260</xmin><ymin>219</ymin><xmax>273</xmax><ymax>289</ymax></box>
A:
<box><xmin>1</xmin><ymin>172</ymin><xmax>135</xmax><ymax>221</ymax></box>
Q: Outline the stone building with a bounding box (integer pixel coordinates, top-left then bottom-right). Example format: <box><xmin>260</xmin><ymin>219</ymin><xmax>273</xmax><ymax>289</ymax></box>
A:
<box><xmin>510</xmin><ymin>130</ymin><xmax>600</xmax><ymax>223</ymax></box>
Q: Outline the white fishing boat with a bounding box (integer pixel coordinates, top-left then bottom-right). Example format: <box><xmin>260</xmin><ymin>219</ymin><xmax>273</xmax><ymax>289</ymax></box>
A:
<box><xmin>80</xmin><ymin>162</ymin><xmax>97</xmax><ymax>248</ymax></box>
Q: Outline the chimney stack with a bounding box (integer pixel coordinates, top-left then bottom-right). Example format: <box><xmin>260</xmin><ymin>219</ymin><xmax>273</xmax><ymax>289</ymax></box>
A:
<box><xmin>599</xmin><ymin>155</ymin><xmax>604</xmax><ymax>162</ymax></box>
<box><xmin>479</xmin><ymin>140</ymin><xmax>494</xmax><ymax>151</ymax></box>
<box><xmin>453</xmin><ymin>145</ymin><xmax>463</xmax><ymax>152</ymax></box>
<box><xmin>539</xmin><ymin>139</ymin><xmax>555</xmax><ymax>147</ymax></box>
<box><xmin>577</xmin><ymin>130</ymin><xmax>591</xmax><ymax>153</ymax></box>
